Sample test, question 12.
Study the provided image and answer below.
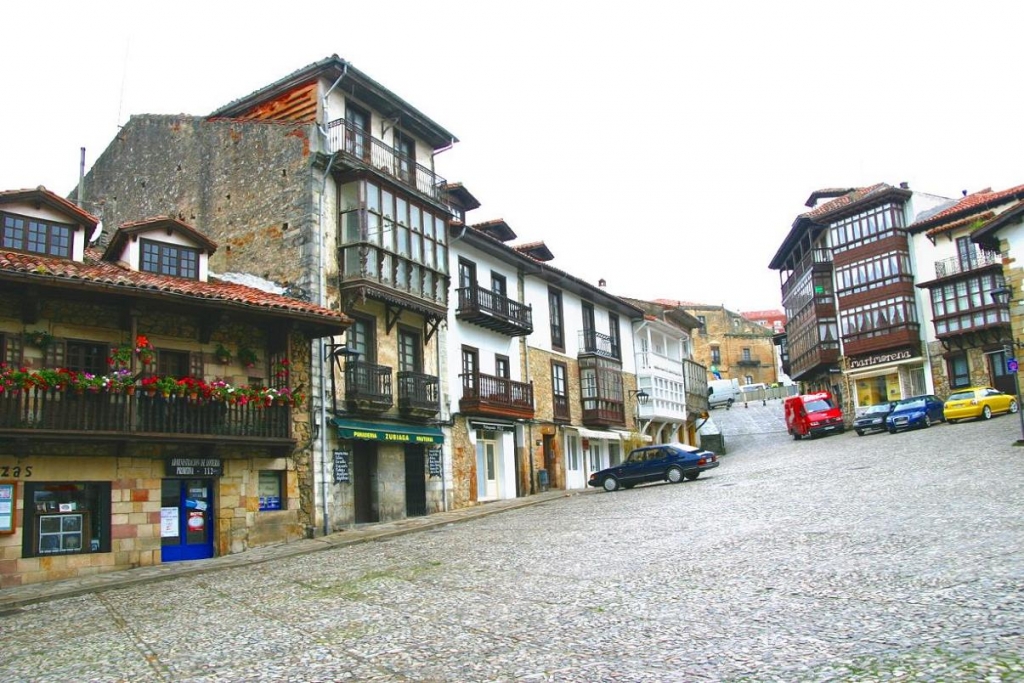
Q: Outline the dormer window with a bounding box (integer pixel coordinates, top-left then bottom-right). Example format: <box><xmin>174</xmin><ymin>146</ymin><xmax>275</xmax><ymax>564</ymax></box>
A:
<box><xmin>140</xmin><ymin>238</ymin><xmax>198</xmax><ymax>279</ymax></box>
<box><xmin>2</xmin><ymin>211</ymin><xmax>72</xmax><ymax>258</ymax></box>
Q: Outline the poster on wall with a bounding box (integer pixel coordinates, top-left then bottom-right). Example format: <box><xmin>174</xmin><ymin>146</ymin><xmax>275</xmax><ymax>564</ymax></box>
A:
<box><xmin>0</xmin><ymin>482</ymin><xmax>14</xmax><ymax>534</ymax></box>
<box><xmin>160</xmin><ymin>507</ymin><xmax>179</xmax><ymax>538</ymax></box>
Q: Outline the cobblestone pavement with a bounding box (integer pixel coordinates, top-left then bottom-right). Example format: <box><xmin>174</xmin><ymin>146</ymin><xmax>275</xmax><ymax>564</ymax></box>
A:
<box><xmin>2</xmin><ymin>402</ymin><xmax>1023</xmax><ymax>682</ymax></box>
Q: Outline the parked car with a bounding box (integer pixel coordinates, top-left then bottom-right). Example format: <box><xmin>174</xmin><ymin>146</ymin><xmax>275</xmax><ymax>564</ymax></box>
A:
<box><xmin>784</xmin><ymin>391</ymin><xmax>844</xmax><ymax>439</ymax></box>
<box><xmin>886</xmin><ymin>394</ymin><xmax>945</xmax><ymax>433</ymax></box>
<box><xmin>854</xmin><ymin>402</ymin><xmax>895</xmax><ymax>436</ymax></box>
<box><xmin>588</xmin><ymin>443</ymin><xmax>719</xmax><ymax>492</ymax></box>
<box><xmin>943</xmin><ymin>387</ymin><xmax>1019</xmax><ymax>423</ymax></box>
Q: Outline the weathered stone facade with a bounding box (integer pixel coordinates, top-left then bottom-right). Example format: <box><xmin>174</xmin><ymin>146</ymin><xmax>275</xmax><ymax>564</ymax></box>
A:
<box><xmin>683</xmin><ymin>305</ymin><xmax>777</xmax><ymax>385</ymax></box>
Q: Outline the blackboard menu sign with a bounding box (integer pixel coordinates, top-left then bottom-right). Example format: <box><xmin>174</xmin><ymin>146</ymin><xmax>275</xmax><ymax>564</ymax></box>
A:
<box><xmin>427</xmin><ymin>447</ymin><xmax>442</xmax><ymax>478</ymax></box>
<box><xmin>333</xmin><ymin>450</ymin><xmax>350</xmax><ymax>483</ymax></box>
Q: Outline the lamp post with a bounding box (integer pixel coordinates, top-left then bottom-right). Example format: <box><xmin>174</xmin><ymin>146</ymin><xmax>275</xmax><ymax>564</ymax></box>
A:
<box><xmin>629</xmin><ymin>388</ymin><xmax>650</xmax><ymax>441</ymax></box>
<box><xmin>989</xmin><ymin>286</ymin><xmax>1024</xmax><ymax>446</ymax></box>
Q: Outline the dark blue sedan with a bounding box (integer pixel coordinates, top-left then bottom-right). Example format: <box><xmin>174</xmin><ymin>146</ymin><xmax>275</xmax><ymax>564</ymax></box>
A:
<box><xmin>588</xmin><ymin>443</ymin><xmax>719</xmax><ymax>492</ymax></box>
<box><xmin>886</xmin><ymin>394</ymin><xmax>945</xmax><ymax>433</ymax></box>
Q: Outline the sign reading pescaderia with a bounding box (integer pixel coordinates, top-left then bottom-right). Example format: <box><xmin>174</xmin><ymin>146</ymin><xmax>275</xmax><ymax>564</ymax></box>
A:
<box><xmin>848</xmin><ymin>348</ymin><xmax>916</xmax><ymax>370</ymax></box>
<box><xmin>166</xmin><ymin>457</ymin><xmax>223</xmax><ymax>477</ymax></box>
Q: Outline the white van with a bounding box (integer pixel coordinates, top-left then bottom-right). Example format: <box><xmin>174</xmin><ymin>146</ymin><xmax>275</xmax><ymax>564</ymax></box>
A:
<box><xmin>708</xmin><ymin>378</ymin><xmax>741</xmax><ymax>408</ymax></box>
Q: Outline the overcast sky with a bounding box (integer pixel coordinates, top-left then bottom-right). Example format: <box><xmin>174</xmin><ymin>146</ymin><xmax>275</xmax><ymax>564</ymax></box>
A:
<box><xmin>3</xmin><ymin>1</ymin><xmax>1022</xmax><ymax>313</ymax></box>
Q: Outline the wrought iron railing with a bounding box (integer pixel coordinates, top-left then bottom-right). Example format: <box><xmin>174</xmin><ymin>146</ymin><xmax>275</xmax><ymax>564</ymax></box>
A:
<box><xmin>345</xmin><ymin>360</ymin><xmax>394</xmax><ymax>410</ymax></box>
<box><xmin>456</xmin><ymin>285</ymin><xmax>533</xmax><ymax>333</ymax></box>
<box><xmin>397</xmin><ymin>371</ymin><xmax>439</xmax><ymax>414</ymax></box>
<box><xmin>579</xmin><ymin>330</ymin><xmax>618</xmax><ymax>359</ymax></box>
<box><xmin>934</xmin><ymin>248</ymin><xmax>1000</xmax><ymax>278</ymax></box>
<box><xmin>325</xmin><ymin>118</ymin><xmax>446</xmax><ymax>202</ymax></box>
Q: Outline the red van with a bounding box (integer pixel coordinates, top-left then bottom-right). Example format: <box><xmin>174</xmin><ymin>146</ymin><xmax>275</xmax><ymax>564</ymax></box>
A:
<box><xmin>784</xmin><ymin>392</ymin><xmax>845</xmax><ymax>440</ymax></box>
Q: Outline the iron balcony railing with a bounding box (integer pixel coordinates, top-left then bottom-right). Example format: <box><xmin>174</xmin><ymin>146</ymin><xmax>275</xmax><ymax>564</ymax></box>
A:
<box><xmin>345</xmin><ymin>360</ymin><xmax>394</xmax><ymax>412</ymax></box>
<box><xmin>456</xmin><ymin>285</ymin><xmax>533</xmax><ymax>335</ymax></box>
<box><xmin>578</xmin><ymin>330</ymin><xmax>619</xmax><ymax>360</ymax></box>
<box><xmin>933</xmin><ymin>248</ymin><xmax>1000</xmax><ymax>278</ymax></box>
<box><xmin>397</xmin><ymin>371</ymin><xmax>440</xmax><ymax>416</ymax></box>
<box><xmin>0</xmin><ymin>387</ymin><xmax>291</xmax><ymax>440</ymax></box>
<box><xmin>325</xmin><ymin>118</ymin><xmax>446</xmax><ymax>202</ymax></box>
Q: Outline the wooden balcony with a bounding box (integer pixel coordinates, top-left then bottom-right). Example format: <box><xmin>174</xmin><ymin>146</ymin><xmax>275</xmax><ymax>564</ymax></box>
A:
<box><xmin>0</xmin><ymin>387</ymin><xmax>292</xmax><ymax>446</ymax></box>
<box><xmin>553</xmin><ymin>394</ymin><xmax>571</xmax><ymax>422</ymax></box>
<box><xmin>397</xmin><ymin>371</ymin><xmax>440</xmax><ymax>420</ymax></box>
<box><xmin>582</xmin><ymin>399</ymin><xmax>626</xmax><ymax>428</ymax></box>
<box><xmin>789</xmin><ymin>344</ymin><xmax>840</xmax><ymax>381</ymax></box>
<box><xmin>456</xmin><ymin>285</ymin><xmax>533</xmax><ymax>336</ymax></box>
<box><xmin>325</xmin><ymin>118</ymin><xmax>447</xmax><ymax>203</ymax></box>
<box><xmin>780</xmin><ymin>248</ymin><xmax>833</xmax><ymax>301</ymax></box>
<box><xmin>459</xmin><ymin>373</ymin><xmax>534</xmax><ymax>420</ymax></box>
<box><xmin>345</xmin><ymin>360</ymin><xmax>394</xmax><ymax>413</ymax></box>
<box><xmin>842</xmin><ymin>325</ymin><xmax>921</xmax><ymax>357</ymax></box>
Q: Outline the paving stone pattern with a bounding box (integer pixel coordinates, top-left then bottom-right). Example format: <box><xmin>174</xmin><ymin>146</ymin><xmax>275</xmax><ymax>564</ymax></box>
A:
<box><xmin>1</xmin><ymin>400</ymin><xmax>1022</xmax><ymax>681</ymax></box>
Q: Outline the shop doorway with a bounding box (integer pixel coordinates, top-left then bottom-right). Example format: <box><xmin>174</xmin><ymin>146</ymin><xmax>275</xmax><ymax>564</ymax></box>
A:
<box><xmin>476</xmin><ymin>432</ymin><xmax>499</xmax><ymax>501</ymax></box>
<box><xmin>160</xmin><ymin>478</ymin><xmax>214</xmax><ymax>562</ymax></box>
<box><xmin>989</xmin><ymin>350</ymin><xmax>1017</xmax><ymax>396</ymax></box>
<box><xmin>353</xmin><ymin>441</ymin><xmax>379</xmax><ymax>524</ymax></box>
<box><xmin>404</xmin><ymin>445</ymin><xmax>427</xmax><ymax>517</ymax></box>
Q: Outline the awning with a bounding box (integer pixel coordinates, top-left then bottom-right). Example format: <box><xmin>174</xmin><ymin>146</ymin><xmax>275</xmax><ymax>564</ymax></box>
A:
<box><xmin>614</xmin><ymin>429</ymin><xmax>653</xmax><ymax>443</ymax></box>
<box><xmin>571</xmin><ymin>427</ymin><xmax>622</xmax><ymax>440</ymax></box>
<box><xmin>331</xmin><ymin>417</ymin><xmax>444</xmax><ymax>444</ymax></box>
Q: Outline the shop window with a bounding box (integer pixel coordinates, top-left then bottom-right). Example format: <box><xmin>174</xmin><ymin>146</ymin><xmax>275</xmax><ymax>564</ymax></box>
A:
<box><xmin>22</xmin><ymin>482</ymin><xmax>111</xmax><ymax>557</ymax></box>
<box><xmin>258</xmin><ymin>471</ymin><xmax>284</xmax><ymax>511</ymax></box>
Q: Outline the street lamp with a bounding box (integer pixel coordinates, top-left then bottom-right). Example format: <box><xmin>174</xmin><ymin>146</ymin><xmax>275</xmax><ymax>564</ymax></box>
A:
<box><xmin>989</xmin><ymin>286</ymin><xmax>1024</xmax><ymax>446</ymax></box>
<box><xmin>629</xmin><ymin>388</ymin><xmax>650</xmax><ymax>440</ymax></box>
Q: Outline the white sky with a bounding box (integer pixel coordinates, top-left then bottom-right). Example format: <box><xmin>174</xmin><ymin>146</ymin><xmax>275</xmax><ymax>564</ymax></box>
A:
<box><xmin>2</xmin><ymin>1</ymin><xmax>1022</xmax><ymax>313</ymax></box>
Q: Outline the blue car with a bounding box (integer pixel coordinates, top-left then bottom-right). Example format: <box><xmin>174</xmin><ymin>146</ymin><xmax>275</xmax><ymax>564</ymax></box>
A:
<box><xmin>886</xmin><ymin>394</ymin><xmax>945</xmax><ymax>433</ymax></box>
<box><xmin>588</xmin><ymin>443</ymin><xmax>719</xmax><ymax>492</ymax></box>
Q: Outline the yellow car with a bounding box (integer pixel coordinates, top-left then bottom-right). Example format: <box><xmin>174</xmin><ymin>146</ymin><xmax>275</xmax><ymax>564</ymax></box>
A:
<box><xmin>943</xmin><ymin>386</ymin><xmax>1019</xmax><ymax>423</ymax></box>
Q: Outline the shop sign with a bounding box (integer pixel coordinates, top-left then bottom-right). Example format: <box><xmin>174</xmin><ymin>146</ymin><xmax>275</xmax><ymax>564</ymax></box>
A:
<box><xmin>166</xmin><ymin>458</ymin><xmax>223</xmax><ymax>477</ymax></box>
<box><xmin>333</xmin><ymin>450</ymin><xmax>351</xmax><ymax>483</ymax></box>
<box><xmin>848</xmin><ymin>348</ymin><xmax>915</xmax><ymax>370</ymax></box>
<box><xmin>427</xmin><ymin>447</ymin><xmax>442</xmax><ymax>478</ymax></box>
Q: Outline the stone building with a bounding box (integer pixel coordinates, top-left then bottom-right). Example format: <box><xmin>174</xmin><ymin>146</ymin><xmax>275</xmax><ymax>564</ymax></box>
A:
<box><xmin>0</xmin><ymin>187</ymin><xmax>346</xmax><ymax>586</ymax></box>
<box><xmin>655</xmin><ymin>300</ymin><xmax>777</xmax><ymax>387</ymax></box>
<box><xmin>78</xmin><ymin>56</ymin><xmax>457</xmax><ymax>528</ymax></box>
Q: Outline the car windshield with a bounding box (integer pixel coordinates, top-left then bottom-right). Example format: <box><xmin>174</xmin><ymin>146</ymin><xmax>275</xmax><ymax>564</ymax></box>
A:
<box><xmin>896</xmin><ymin>399</ymin><xmax>926</xmax><ymax>410</ymax></box>
<box><xmin>947</xmin><ymin>391</ymin><xmax>976</xmax><ymax>401</ymax></box>
<box><xmin>803</xmin><ymin>398</ymin><xmax>833</xmax><ymax>412</ymax></box>
<box><xmin>863</xmin><ymin>404</ymin><xmax>891</xmax><ymax>415</ymax></box>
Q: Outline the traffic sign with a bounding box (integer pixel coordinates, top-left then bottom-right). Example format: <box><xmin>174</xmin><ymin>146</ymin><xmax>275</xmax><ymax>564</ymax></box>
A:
<box><xmin>1008</xmin><ymin>358</ymin><xmax>1019</xmax><ymax>373</ymax></box>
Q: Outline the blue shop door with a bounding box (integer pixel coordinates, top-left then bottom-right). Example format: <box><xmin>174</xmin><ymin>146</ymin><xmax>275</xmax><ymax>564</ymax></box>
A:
<box><xmin>160</xmin><ymin>479</ymin><xmax>215</xmax><ymax>562</ymax></box>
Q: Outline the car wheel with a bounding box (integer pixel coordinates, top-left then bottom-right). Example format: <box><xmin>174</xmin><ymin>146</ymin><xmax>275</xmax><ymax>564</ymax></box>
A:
<box><xmin>888</xmin><ymin>426</ymin><xmax>897</xmax><ymax>434</ymax></box>
<box><xmin>1011</xmin><ymin>400</ymin><xmax>1019</xmax><ymax>414</ymax></box>
<box><xmin>602</xmin><ymin>476</ymin><xmax>619</xmax><ymax>492</ymax></box>
<box><xmin>948</xmin><ymin>418</ymin><xmax>958</xmax><ymax>424</ymax></box>
<box><xmin>792</xmin><ymin>430</ymin><xmax>801</xmax><ymax>441</ymax></box>
<box><xmin>666</xmin><ymin>467</ymin><xmax>684</xmax><ymax>484</ymax></box>
<box><xmin>982</xmin><ymin>405</ymin><xmax>993</xmax><ymax>420</ymax></box>
<box><xmin>855</xmin><ymin>429</ymin><xmax>864</xmax><ymax>436</ymax></box>
<box><xmin>685</xmin><ymin>472</ymin><xmax>700</xmax><ymax>481</ymax></box>
<box><xmin>923</xmin><ymin>416</ymin><xmax>931</xmax><ymax>428</ymax></box>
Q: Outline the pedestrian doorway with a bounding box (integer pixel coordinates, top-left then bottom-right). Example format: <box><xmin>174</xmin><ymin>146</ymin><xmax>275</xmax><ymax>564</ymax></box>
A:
<box><xmin>476</xmin><ymin>431</ymin><xmax>499</xmax><ymax>501</ymax></box>
<box><xmin>405</xmin><ymin>444</ymin><xmax>426</xmax><ymax>517</ymax></box>
<box><xmin>989</xmin><ymin>349</ymin><xmax>1016</xmax><ymax>396</ymax></box>
<box><xmin>160</xmin><ymin>478</ymin><xmax>214</xmax><ymax>562</ymax></box>
<box><xmin>353</xmin><ymin>441</ymin><xmax>379</xmax><ymax>524</ymax></box>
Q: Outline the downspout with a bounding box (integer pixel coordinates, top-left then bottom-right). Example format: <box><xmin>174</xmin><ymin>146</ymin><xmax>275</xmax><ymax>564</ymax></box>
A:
<box><xmin>436</xmin><ymin>328</ymin><xmax>447</xmax><ymax>512</ymax></box>
<box><xmin>316</xmin><ymin>64</ymin><xmax>346</xmax><ymax>537</ymax></box>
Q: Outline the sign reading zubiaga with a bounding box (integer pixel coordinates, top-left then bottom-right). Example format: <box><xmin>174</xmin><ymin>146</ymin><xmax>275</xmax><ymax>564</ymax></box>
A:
<box><xmin>848</xmin><ymin>348</ymin><xmax>916</xmax><ymax>370</ymax></box>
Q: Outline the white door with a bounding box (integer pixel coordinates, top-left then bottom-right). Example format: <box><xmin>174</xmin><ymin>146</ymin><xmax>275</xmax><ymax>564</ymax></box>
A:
<box><xmin>476</xmin><ymin>435</ymin><xmax>499</xmax><ymax>500</ymax></box>
<box><xmin>565</xmin><ymin>435</ymin><xmax>584</xmax><ymax>490</ymax></box>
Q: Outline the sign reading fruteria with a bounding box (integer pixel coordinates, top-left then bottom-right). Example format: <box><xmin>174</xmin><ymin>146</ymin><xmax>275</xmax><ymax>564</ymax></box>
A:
<box><xmin>166</xmin><ymin>458</ymin><xmax>223</xmax><ymax>477</ymax></box>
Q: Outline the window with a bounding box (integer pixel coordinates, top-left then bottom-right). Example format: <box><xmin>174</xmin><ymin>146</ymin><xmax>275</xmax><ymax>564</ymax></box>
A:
<box><xmin>345</xmin><ymin>102</ymin><xmax>370</xmax><ymax>160</ymax></box>
<box><xmin>398</xmin><ymin>328</ymin><xmax>421</xmax><ymax>373</ymax></box>
<box><xmin>141</xmin><ymin>239</ymin><xmax>198</xmax><ymax>279</ymax></box>
<box><xmin>348</xmin><ymin>316</ymin><xmax>375</xmax><ymax>362</ymax></box>
<box><xmin>549</xmin><ymin>287</ymin><xmax>564</xmax><ymax>350</ymax></box>
<box><xmin>742</xmin><ymin>347</ymin><xmax>752</xmax><ymax>361</ymax></box>
<box><xmin>461</xmin><ymin>346</ymin><xmax>479</xmax><ymax>390</ymax></box>
<box><xmin>696</xmin><ymin>315</ymin><xmax>706</xmax><ymax>333</ymax></box>
<box><xmin>22</xmin><ymin>482</ymin><xmax>111</xmax><ymax>558</ymax></box>
<box><xmin>2</xmin><ymin>211</ymin><xmax>72</xmax><ymax>258</ymax></box>
<box><xmin>491</xmin><ymin>272</ymin><xmax>507</xmax><ymax>299</ymax></box>
<box><xmin>157</xmin><ymin>350</ymin><xmax>192</xmax><ymax>379</ymax></box>
<box><xmin>258</xmin><ymin>471</ymin><xmax>284</xmax><ymax>511</ymax></box>
<box><xmin>828</xmin><ymin>202</ymin><xmax>905</xmax><ymax>254</ymax></box>
<box><xmin>608</xmin><ymin>312</ymin><xmax>620</xmax><ymax>359</ymax></box>
<box><xmin>65</xmin><ymin>341</ymin><xmax>110</xmax><ymax>376</ymax></box>
<box><xmin>948</xmin><ymin>353</ymin><xmax>970</xmax><ymax>389</ymax></box>
<box><xmin>495</xmin><ymin>354</ymin><xmax>510</xmax><ymax>379</ymax></box>
<box><xmin>551</xmin><ymin>361</ymin><xmax>569</xmax><ymax>420</ymax></box>
<box><xmin>710</xmin><ymin>346</ymin><xmax>721</xmax><ymax>365</ymax></box>
<box><xmin>745</xmin><ymin>375</ymin><xmax>754</xmax><ymax>385</ymax></box>
<box><xmin>395</xmin><ymin>130</ymin><xmax>415</xmax><ymax>183</ymax></box>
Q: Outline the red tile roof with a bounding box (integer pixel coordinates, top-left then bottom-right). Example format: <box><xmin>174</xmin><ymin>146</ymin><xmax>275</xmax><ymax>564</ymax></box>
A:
<box><xmin>0</xmin><ymin>187</ymin><xmax>99</xmax><ymax>229</ymax></box>
<box><xmin>910</xmin><ymin>184</ymin><xmax>1024</xmax><ymax>230</ymax></box>
<box><xmin>0</xmin><ymin>248</ymin><xmax>348</xmax><ymax>326</ymax></box>
<box><xmin>804</xmin><ymin>183</ymin><xmax>893</xmax><ymax>219</ymax></box>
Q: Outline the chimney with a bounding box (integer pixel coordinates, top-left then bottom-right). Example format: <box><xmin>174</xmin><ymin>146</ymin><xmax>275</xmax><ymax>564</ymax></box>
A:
<box><xmin>598</xmin><ymin>278</ymin><xmax>607</xmax><ymax>288</ymax></box>
<box><xmin>899</xmin><ymin>181</ymin><xmax>909</xmax><ymax>189</ymax></box>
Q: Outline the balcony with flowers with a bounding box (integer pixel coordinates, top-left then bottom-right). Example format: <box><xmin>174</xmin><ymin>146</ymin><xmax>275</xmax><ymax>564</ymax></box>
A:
<box><xmin>0</xmin><ymin>363</ymin><xmax>305</xmax><ymax>445</ymax></box>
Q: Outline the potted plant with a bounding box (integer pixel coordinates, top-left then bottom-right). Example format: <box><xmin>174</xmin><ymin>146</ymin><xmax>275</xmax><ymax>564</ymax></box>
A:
<box><xmin>108</xmin><ymin>343</ymin><xmax>133</xmax><ymax>371</ymax></box>
<box><xmin>273</xmin><ymin>358</ymin><xmax>290</xmax><ymax>380</ymax></box>
<box><xmin>135</xmin><ymin>335</ymin><xmax>156</xmax><ymax>366</ymax></box>
<box><xmin>238</xmin><ymin>346</ymin><xmax>259</xmax><ymax>369</ymax></box>
<box><xmin>24</xmin><ymin>330</ymin><xmax>53</xmax><ymax>351</ymax></box>
<box><xmin>214</xmin><ymin>343</ymin><xmax>232</xmax><ymax>365</ymax></box>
